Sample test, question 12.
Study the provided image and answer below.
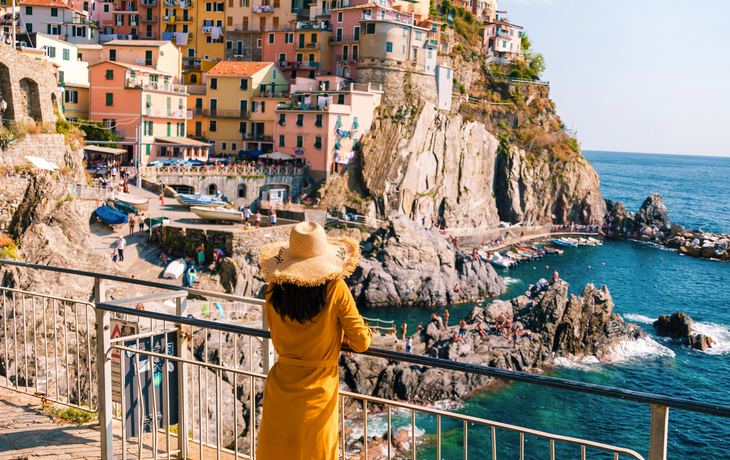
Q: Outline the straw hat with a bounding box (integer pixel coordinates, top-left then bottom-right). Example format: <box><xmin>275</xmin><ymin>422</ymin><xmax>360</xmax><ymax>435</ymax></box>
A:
<box><xmin>260</xmin><ymin>221</ymin><xmax>361</xmax><ymax>286</ymax></box>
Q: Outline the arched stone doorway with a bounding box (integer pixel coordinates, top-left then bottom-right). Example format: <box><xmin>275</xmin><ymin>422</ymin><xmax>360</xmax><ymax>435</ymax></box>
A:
<box><xmin>0</xmin><ymin>63</ymin><xmax>14</xmax><ymax>122</ymax></box>
<box><xmin>19</xmin><ymin>77</ymin><xmax>42</xmax><ymax>121</ymax></box>
<box><xmin>207</xmin><ymin>183</ymin><xmax>218</xmax><ymax>195</ymax></box>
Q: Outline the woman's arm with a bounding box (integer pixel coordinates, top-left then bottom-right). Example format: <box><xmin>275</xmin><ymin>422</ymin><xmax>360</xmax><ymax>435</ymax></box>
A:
<box><xmin>334</xmin><ymin>280</ymin><xmax>371</xmax><ymax>352</ymax></box>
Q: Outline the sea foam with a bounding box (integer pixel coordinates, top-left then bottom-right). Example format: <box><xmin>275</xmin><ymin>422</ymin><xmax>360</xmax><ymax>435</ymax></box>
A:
<box><xmin>692</xmin><ymin>321</ymin><xmax>730</xmax><ymax>355</ymax></box>
<box><xmin>605</xmin><ymin>338</ymin><xmax>675</xmax><ymax>362</ymax></box>
<box><xmin>623</xmin><ymin>313</ymin><xmax>655</xmax><ymax>324</ymax></box>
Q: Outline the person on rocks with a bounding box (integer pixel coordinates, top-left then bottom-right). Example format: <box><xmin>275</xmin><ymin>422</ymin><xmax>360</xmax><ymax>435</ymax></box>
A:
<box><xmin>256</xmin><ymin>221</ymin><xmax>371</xmax><ymax>460</ymax></box>
<box><xmin>451</xmin><ymin>331</ymin><xmax>464</xmax><ymax>344</ymax></box>
<box><xmin>404</xmin><ymin>336</ymin><xmax>412</xmax><ymax>354</ymax></box>
<box><xmin>400</xmin><ymin>321</ymin><xmax>407</xmax><ymax>341</ymax></box>
<box><xmin>429</xmin><ymin>347</ymin><xmax>439</xmax><ymax>360</ymax></box>
<box><xmin>123</xmin><ymin>180</ymin><xmax>129</xmax><ymax>194</ymax></box>
<box><xmin>495</xmin><ymin>313</ymin><xmax>507</xmax><ymax>335</ymax></box>
<box><xmin>159</xmin><ymin>252</ymin><xmax>169</xmax><ymax>266</ymax></box>
<box><xmin>550</xmin><ymin>269</ymin><xmax>559</xmax><ymax>284</ymax></box>
<box><xmin>415</xmin><ymin>322</ymin><xmax>423</xmax><ymax>334</ymax></box>
<box><xmin>116</xmin><ymin>235</ymin><xmax>126</xmax><ymax>262</ymax></box>
<box><xmin>458</xmin><ymin>319</ymin><xmax>467</xmax><ymax>337</ymax></box>
<box><xmin>476</xmin><ymin>322</ymin><xmax>490</xmax><ymax>342</ymax></box>
<box><xmin>128</xmin><ymin>213</ymin><xmax>135</xmax><ymax>237</ymax></box>
<box><xmin>431</xmin><ymin>312</ymin><xmax>443</xmax><ymax>329</ymax></box>
<box><xmin>389</xmin><ymin>324</ymin><xmax>399</xmax><ymax>343</ymax></box>
<box><xmin>511</xmin><ymin>322</ymin><xmax>523</xmax><ymax>349</ymax></box>
<box><xmin>443</xmin><ymin>309</ymin><xmax>450</xmax><ymax>329</ymax></box>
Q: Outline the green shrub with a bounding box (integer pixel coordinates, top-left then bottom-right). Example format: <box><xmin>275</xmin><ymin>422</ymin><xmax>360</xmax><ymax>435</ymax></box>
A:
<box><xmin>566</xmin><ymin>137</ymin><xmax>580</xmax><ymax>153</ymax></box>
<box><xmin>46</xmin><ymin>405</ymin><xmax>97</xmax><ymax>424</ymax></box>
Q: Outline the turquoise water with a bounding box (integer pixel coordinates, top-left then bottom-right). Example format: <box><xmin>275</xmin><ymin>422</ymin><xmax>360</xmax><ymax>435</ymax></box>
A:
<box><xmin>360</xmin><ymin>152</ymin><xmax>730</xmax><ymax>459</ymax></box>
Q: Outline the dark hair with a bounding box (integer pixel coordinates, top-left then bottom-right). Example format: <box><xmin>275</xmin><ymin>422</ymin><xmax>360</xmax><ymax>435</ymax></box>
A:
<box><xmin>268</xmin><ymin>282</ymin><xmax>329</xmax><ymax>324</ymax></box>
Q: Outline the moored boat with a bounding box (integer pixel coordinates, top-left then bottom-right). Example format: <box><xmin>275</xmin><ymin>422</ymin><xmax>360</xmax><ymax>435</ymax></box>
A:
<box><xmin>553</xmin><ymin>238</ymin><xmax>578</xmax><ymax>247</ymax></box>
<box><xmin>190</xmin><ymin>206</ymin><xmax>243</xmax><ymax>221</ymax></box>
<box><xmin>489</xmin><ymin>252</ymin><xmax>512</xmax><ymax>268</ymax></box>
<box><xmin>163</xmin><ymin>259</ymin><xmax>186</xmax><ymax>279</ymax></box>
<box><xmin>115</xmin><ymin>191</ymin><xmax>150</xmax><ymax>211</ymax></box>
<box><xmin>185</xmin><ymin>261</ymin><xmax>197</xmax><ymax>286</ymax></box>
<box><xmin>588</xmin><ymin>237</ymin><xmax>603</xmax><ymax>245</ymax></box>
<box><xmin>542</xmin><ymin>246</ymin><xmax>564</xmax><ymax>255</ymax></box>
<box><xmin>176</xmin><ymin>193</ymin><xmax>226</xmax><ymax>208</ymax></box>
<box><xmin>93</xmin><ymin>205</ymin><xmax>128</xmax><ymax>227</ymax></box>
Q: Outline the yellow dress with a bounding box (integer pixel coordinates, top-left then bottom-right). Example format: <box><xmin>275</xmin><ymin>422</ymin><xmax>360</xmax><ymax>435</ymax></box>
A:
<box><xmin>257</xmin><ymin>279</ymin><xmax>372</xmax><ymax>460</ymax></box>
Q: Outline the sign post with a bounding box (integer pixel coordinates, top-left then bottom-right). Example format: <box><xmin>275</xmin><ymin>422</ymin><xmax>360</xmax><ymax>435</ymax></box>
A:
<box><xmin>110</xmin><ymin>319</ymin><xmax>139</xmax><ymax>404</ymax></box>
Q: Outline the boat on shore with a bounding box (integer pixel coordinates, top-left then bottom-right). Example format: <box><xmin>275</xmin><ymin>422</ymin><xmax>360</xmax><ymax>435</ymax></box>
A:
<box><xmin>488</xmin><ymin>252</ymin><xmax>512</xmax><ymax>268</ymax></box>
<box><xmin>114</xmin><ymin>191</ymin><xmax>150</xmax><ymax>211</ymax></box>
<box><xmin>163</xmin><ymin>259</ymin><xmax>186</xmax><ymax>279</ymax></box>
<box><xmin>93</xmin><ymin>205</ymin><xmax>128</xmax><ymax>228</ymax></box>
<box><xmin>176</xmin><ymin>193</ymin><xmax>226</xmax><ymax>208</ymax></box>
<box><xmin>588</xmin><ymin>237</ymin><xmax>603</xmax><ymax>245</ymax></box>
<box><xmin>190</xmin><ymin>206</ymin><xmax>243</xmax><ymax>221</ymax></box>
<box><xmin>185</xmin><ymin>261</ymin><xmax>197</xmax><ymax>286</ymax></box>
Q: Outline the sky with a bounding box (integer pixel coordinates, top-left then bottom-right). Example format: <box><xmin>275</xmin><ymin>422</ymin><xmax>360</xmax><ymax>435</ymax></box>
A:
<box><xmin>498</xmin><ymin>0</ymin><xmax>730</xmax><ymax>157</ymax></box>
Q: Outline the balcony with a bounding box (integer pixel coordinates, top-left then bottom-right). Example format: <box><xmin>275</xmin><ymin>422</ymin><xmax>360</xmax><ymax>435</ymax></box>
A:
<box><xmin>243</xmin><ymin>133</ymin><xmax>274</xmax><ymax>141</ymax></box>
<box><xmin>126</xmin><ymin>79</ymin><xmax>188</xmax><ymax>94</ymax></box>
<box><xmin>361</xmin><ymin>12</ymin><xmax>412</xmax><ymax>25</ymax></box>
<box><xmin>141</xmin><ymin>0</ymin><xmax>157</xmax><ymax>5</ymax></box>
<box><xmin>145</xmin><ymin>108</ymin><xmax>194</xmax><ymax>119</ymax></box>
<box><xmin>495</xmin><ymin>29</ymin><xmax>512</xmax><ymax>39</ymax></box>
<box><xmin>193</xmin><ymin>108</ymin><xmax>250</xmax><ymax>118</ymax></box>
<box><xmin>252</xmin><ymin>89</ymin><xmax>290</xmax><ymax>98</ymax></box>
<box><xmin>310</xmin><ymin>7</ymin><xmax>330</xmax><ymax>17</ymax></box>
<box><xmin>177</xmin><ymin>15</ymin><xmax>193</xmax><ymax>22</ymax></box>
<box><xmin>252</xmin><ymin>4</ymin><xmax>275</xmax><ymax>13</ymax></box>
<box><xmin>140</xmin><ymin>16</ymin><xmax>158</xmax><ymax>22</ymax></box>
<box><xmin>295</xmin><ymin>42</ymin><xmax>321</xmax><ymax>50</ymax></box>
<box><xmin>201</xmin><ymin>26</ymin><xmax>224</xmax><ymax>34</ymax></box>
<box><xmin>335</xmin><ymin>54</ymin><xmax>357</xmax><ymax>62</ymax></box>
<box><xmin>264</xmin><ymin>24</ymin><xmax>294</xmax><ymax>32</ymax></box>
<box><xmin>294</xmin><ymin>61</ymin><xmax>320</xmax><ymax>68</ymax></box>
<box><xmin>329</xmin><ymin>34</ymin><xmax>358</xmax><ymax>43</ymax></box>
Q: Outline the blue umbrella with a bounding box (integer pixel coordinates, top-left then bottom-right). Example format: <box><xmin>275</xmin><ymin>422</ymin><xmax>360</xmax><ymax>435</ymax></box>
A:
<box><xmin>244</xmin><ymin>149</ymin><xmax>264</xmax><ymax>158</ymax></box>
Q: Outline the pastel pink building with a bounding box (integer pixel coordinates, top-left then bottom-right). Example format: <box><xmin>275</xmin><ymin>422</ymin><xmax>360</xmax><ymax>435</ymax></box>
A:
<box><xmin>261</xmin><ymin>27</ymin><xmax>297</xmax><ymax>83</ymax></box>
<box><xmin>273</xmin><ymin>75</ymin><xmax>382</xmax><ymax>180</ymax></box>
<box><xmin>89</xmin><ymin>60</ymin><xmax>205</xmax><ymax>165</ymax></box>
<box><xmin>482</xmin><ymin>12</ymin><xmax>523</xmax><ymax>63</ymax></box>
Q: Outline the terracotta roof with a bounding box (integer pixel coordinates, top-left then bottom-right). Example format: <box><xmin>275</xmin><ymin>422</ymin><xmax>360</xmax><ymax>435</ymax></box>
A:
<box><xmin>206</xmin><ymin>61</ymin><xmax>274</xmax><ymax>77</ymax></box>
<box><xmin>18</xmin><ymin>0</ymin><xmax>84</xmax><ymax>13</ymax></box>
<box><xmin>331</xmin><ymin>2</ymin><xmax>391</xmax><ymax>11</ymax></box>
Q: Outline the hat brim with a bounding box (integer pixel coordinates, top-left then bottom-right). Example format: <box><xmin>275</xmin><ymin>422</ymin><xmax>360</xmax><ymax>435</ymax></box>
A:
<box><xmin>260</xmin><ymin>236</ymin><xmax>361</xmax><ymax>286</ymax></box>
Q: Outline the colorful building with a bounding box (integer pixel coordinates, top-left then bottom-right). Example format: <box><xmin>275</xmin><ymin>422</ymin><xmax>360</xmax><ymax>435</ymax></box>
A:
<box><xmin>16</xmin><ymin>32</ymin><xmax>91</xmax><ymax>120</ymax></box>
<box><xmin>274</xmin><ymin>75</ymin><xmax>381</xmax><ymax>180</ymax></box>
<box><xmin>224</xmin><ymin>0</ymin><xmax>303</xmax><ymax>62</ymax></box>
<box><xmin>18</xmin><ymin>0</ymin><xmax>99</xmax><ymax>44</ymax></box>
<box><xmin>89</xmin><ymin>60</ymin><xmax>203</xmax><ymax>164</ymax></box>
<box><xmin>482</xmin><ymin>11</ymin><xmax>522</xmax><ymax>63</ymax></box>
<box><xmin>101</xmin><ymin>39</ymin><xmax>182</xmax><ymax>80</ymax></box>
<box><xmin>187</xmin><ymin>60</ymin><xmax>287</xmax><ymax>156</ymax></box>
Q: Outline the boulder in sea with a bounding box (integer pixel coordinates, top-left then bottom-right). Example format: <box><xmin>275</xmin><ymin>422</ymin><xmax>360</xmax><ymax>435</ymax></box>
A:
<box><xmin>653</xmin><ymin>312</ymin><xmax>714</xmax><ymax>351</ymax></box>
<box><xmin>634</xmin><ymin>193</ymin><xmax>671</xmax><ymax>230</ymax></box>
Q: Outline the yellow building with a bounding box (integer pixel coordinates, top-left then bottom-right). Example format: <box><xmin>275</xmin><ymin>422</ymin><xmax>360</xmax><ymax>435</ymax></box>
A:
<box><xmin>187</xmin><ymin>61</ymin><xmax>288</xmax><ymax>156</ymax></box>
<box><xmin>294</xmin><ymin>25</ymin><xmax>332</xmax><ymax>74</ymax></box>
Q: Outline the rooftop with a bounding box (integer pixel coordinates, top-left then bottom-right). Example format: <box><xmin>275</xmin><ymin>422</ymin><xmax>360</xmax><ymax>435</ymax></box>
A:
<box><xmin>18</xmin><ymin>0</ymin><xmax>85</xmax><ymax>13</ymax></box>
<box><xmin>206</xmin><ymin>61</ymin><xmax>274</xmax><ymax>77</ymax></box>
<box><xmin>89</xmin><ymin>60</ymin><xmax>175</xmax><ymax>77</ymax></box>
<box><xmin>103</xmin><ymin>40</ymin><xmax>173</xmax><ymax>47</ymax></box>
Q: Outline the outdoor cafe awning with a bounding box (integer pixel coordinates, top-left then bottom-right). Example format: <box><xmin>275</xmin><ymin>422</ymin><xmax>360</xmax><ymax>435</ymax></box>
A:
<box><xmin>155</xmin><ymin>137</ymin><xmax>210</xmax><ymax>147</ymax></box>
<box><xmin>84</xmin><ymin>145</ymin><xmax>126</xmax><ymax>156</ymax></box>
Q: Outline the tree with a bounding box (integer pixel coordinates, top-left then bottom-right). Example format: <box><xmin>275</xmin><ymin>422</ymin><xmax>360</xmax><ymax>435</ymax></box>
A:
<box><xmin>521</xmin><ymin>33</ymin><xmax>532</xmax><ymax>51</ymax></box>
<box><xmin>526</xmin><ymin>51</ymin><xmax>546</xmax><ymax>77</ymax></box>
<box><xmin>77</xmin><ymin>120</ymin><xmax>120</xmax><ymax>148</ymax></box>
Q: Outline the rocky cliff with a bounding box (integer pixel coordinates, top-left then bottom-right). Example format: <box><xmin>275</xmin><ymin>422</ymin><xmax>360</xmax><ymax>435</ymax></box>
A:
<box><xmin>321</xmin><ymin>100</ymin><xmax>605</xmax><ymax>228</ymax></box>
<box><xmin>348</xmin><ymin>214</ymin><xmax>505</xmax><ymax>308</ymax></box>
<box><xmin>341</xmin><ymin>279</ymin><xmax>645</xmax><ymax>402</ymax></box>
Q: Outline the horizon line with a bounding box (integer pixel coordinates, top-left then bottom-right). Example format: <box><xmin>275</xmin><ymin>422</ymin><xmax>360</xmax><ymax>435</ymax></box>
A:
<box><xmin>582</xmin><ymin>149</ymin><xmax>730</xmax><ymax>158</ymax></box>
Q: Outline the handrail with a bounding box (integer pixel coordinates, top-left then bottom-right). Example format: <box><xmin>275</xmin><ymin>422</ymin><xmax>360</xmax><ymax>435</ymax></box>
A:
<box><xmin>4</xmin><ymin>259</ymin><xmax>730</xmax><ymax>419</ymax></box>
<box><xmin>90</xmin><ymin>294</ymin><xmax>730</xmax><ymax>419</ymax></box>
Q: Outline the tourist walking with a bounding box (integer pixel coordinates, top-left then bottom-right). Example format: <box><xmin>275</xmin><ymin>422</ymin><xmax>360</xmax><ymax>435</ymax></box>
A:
<box><xmin>137</xmin><ymin>214</ymin><xmax>145</xmax><ymax>237</ymax></box>
<box><xmin>116</xmin><ymin>235</ymin><xmax>126</xmax><ymax>262</ymax></box>
<box><xmin>255</xmin><ymin>211</ymin><xmax>262</xmax><ymax>228</ymax></box>
<box><xmin>256</xmin><ymin>221</ymin><xmax>371</xmax><ymax>460</ymax></box>
<box><xmin>243</xmin><ymin>205</ymin><xmax>251</xmax><ymax>222</ymax></box>
<box><xmin>269</xmin><ymin>210</ymin><xmax>277</xmax><ymax>227</ymax></box>
<box><xmin>128</xmin><ymin>213</ymin><xmax>135</xmax><ymax>236</ymax></box>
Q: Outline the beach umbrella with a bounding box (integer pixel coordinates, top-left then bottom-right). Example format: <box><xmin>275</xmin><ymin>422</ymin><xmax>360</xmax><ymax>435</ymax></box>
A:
<box><xmin>260</xmin><ymin>151</ymin><xmax>294</xmax><ymax>160</ymax></box>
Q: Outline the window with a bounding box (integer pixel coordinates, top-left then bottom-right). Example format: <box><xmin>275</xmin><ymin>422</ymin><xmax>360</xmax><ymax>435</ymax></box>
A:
<box><xmin>105</xmin><ymin>93</ymin><xmax>114</xmax><ymax>106</ymax></box>
<box><xmin>342</xmin><ymin>45</ymin><xmax>348</xmax><ymax>60</ymax></box>
<box><xmin>25</xmin><ymin>23</ymin><xmax>32</xmax><ymax>32</ymax></box>
<box><xmin>208</xmin><ymin>184</ymin><xmax>217</xmax><ymax>195</ymax></box>
<box><xmin>296</xmin><ymin>53</ymin><xmax>303</xmax><ymax>61</ymax></box>
<box><xmin>415</xmin><ymin>31</ymin><xmax>422</xmax><ymax>40</ymax></box>
<box><xmin>83</xmin><ymin>1</ymin><xmax>88</xmax><ymax>10</ymax></box>
<box><xmin>145</xmin><ymin>50</ymin><xmax>152</xmax><ymax>66</ymax></box>
<box><xmin>58</xmin><ymin>71</ymin><xmax>64</xmax><ymax>82</ymax></box>
<box><xmin>232</xmin><ymin>142</ymin><xmax>237</xmax><ymax>151</ymax></box>
<box><xmin>354</xmin><ymin>26</ymin><xmax>360</xmax><ymax>40</ymax></box>
<box><xmin>206</xmin><ymin>2</ymin><xmax>211</xmax><ymax>10</ymax></box>
<box><xmin>278</xmin><ymin>114</ymin><xmax>286</xmax><ymax>126</ymax></box>
<box><xmin>238</xmin><ymin>184</ymin><xmax>246</xmax><ymax>198</ymax></box>
<box><xmin>190</xmin><ymin>74</ymin><xmax>198</xmax><ymax>83</ymax></box>
<box><xmin>240</xmin><ymin>79</ymin><xmax>248</xmax><ymax>90</ymax></box>
<box><xmin>296</xmin><ymin>135</ymin><xmax>302</xmax><ymax>148</ymax></box>
<box><xmin>64</xmin><ymin>90</ymin><xmax>78</xmax><ymax>104</ymax></box>
<box><xmin>311</xmin><ymin>33</ymin><xmax>317</xmax><ymax>43</ymax></box>
<box><xmin>188</xmin><ymin>48</ymin><xmax>195</xmax><ymax>57</ymax></box>
<box><xmin>209</xmin><ymin>120</ymin><xmax>217</xmax><ymax>132</ymax></box>
<box><xmin>226</xmin><ymin>41</ymin><xmax>232</xmax><ymax>49</ymax></box>
<box><xmin>179</xmin><ymin>123</ymin><xmax>186</xmax><ymax>136</ymax></box>
<box><xmin>278</xmin><ymin>53</ymin><xmax>286</xmax><ymax>62</ymax></box>
<box><xmin>278</xmin><ymin>135</ymin><xmax>285</xmax><ymax>147</ymax></box>
<box><xmin>314</xmin><ymin>136</ymin><xmax>322</xmax><ymax>149</ymax></box>
<box><xmin>78</xmin><ymin>53</ymin><xmax>82</xmax><ymax>61</ymax></box>
<box><xmin>268</xmin><ymin>33</ymin><xmax>274</xmax><ymax>43</ymax></box>
<box><xmin>352</xmin><ymin>45</ymin><xmax>358</xmax><ymax>59</ymax></box>
<box><xmin>210</xmin><ymin>78</ymin><xmax>218</xmax><ymax>89</ymax></box>
<box><xmin>337</xmin><ymin>12</ymin><xmax>342</xmax><ymax>22</ymax></box>
<box><xmin>239</xmin><ymin>122</ymin><xmax>247</xmax><ymax>133</ymax></box>
<box><xmin>50</xmin><ymin>7</ymin><xmax>58</xmax><ymax>16</ymax></box>
<box><xmin>240</xmin><ymin>100</ymin><xmax>248</xmax><ymax>112</ymax></box>
<box><xmin>315</xmin><ymin>114</ymin><xmax>322</xmax><ymax>127</ymax></box>
<box><xmin>24</xmin><ymin>6</ymin><xmax>32</xmax><ymax>14</ymax></box>
<box><xmin>502</xmin><ymin>40</ymin><xmax>506</xmax><ymax>47</ymax></box>
<box><xmin>221</xmin><ymin>142</ymin><xmax>227</xmax><ymax>151</ymax></box>
<box><xmin>256</xmin><ymin>39</ymin><xmax>262</xmax><ymax>48</ymax></box>
<box><xmin>109</xmin><ymin>49</ymin><xmax>116</xmax><ymax>61</ymax></box>
<box><xmin>215</xmin><ymin>2</ymin><xmax>224</xmax><ymax>11</ymax></box>
<box><xmin>385</xmin><ymin>42</ymin><xmax>392</xmax><ymax>52</ymax></box>
<box><xmin>143</xmin><ymin>120</ymin><xmax>153</xmax><ymax>135</ymax></box>
<box><xmin>296</xmin><ymin>114</ymin><xmax>303</xmax><ymax>126</ymax></box>
<box><xmin>253</xmin><ymin>101</ymin><xmax>265</xmax><ymax>113</ymax></box>
<box><xmin>47</xmin><ymin>46</ymin><xmax>56</xmax><ymax>58</ymax></box>
<box><xmin>285</xmin><ymin>33</ymin><xmax>293</xmax><ymax>43</ymax></box>
<box><xmin>103</xmin><ymin>4</ymin><xmax>109</xmax><ymax>11</ymax></box>
<box><xmin>337</xmin><ymin>94</ymin><xmax>344</xmax><ymax>104</ymax></box>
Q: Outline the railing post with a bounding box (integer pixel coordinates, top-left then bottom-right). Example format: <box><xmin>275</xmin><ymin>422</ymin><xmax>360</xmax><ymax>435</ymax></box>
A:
<box><xmin>95</xmin><ymin>278</ymin><xmax>114</xmax><ymax>460</ymax></box>
<box><xmin>649</xmin><ymin>404</ymin><xmax>669</xmax><ymax>460</ymax></box>
<box><xmin>176</xmin><ymin>297</ymin><xmax>189</xmax><ymax>458</ymax></box>
<box><xmin>261</xmin><ymin>301</ymin><xmax>274</xmax><ymax>374</ymax></box>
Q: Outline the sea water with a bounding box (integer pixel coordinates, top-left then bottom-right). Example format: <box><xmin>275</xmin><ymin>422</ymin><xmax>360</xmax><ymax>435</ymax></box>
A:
<box><xmin>360</xmin><ymin>151</ymin><xmax>730</xmax><ymax>459</ymax></box>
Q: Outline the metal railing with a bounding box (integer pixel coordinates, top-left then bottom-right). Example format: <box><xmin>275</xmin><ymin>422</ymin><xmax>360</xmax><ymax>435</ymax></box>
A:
<box><xmin>145</xmin><ymin>109</ymin><xmax>194</xmax><ymax>119</ymax></box>
<box><xmin>1</xmin><ymin>260</ymin><xmax>730</xmax><ymax>460</ymax></box>
<box><xmin>193</xmin><ymin>108</ymin><xmax>250</xmax><ymax>118</ymax></box>
<box><xmin>329</xmin><ymin>34</ymin><xmax>358</xmax><ymax>43</ymax></box>
<box><xmin>139</xmin><ymin>164</ymin><xmax>304</xmax><ymax>176</ymax></box>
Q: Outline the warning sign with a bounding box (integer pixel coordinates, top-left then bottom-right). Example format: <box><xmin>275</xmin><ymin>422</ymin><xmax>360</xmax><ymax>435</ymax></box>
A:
<box><xmin>110</xmin><ymin>319</ymin><xmax>138</xmax><ymax>404</ymax></box>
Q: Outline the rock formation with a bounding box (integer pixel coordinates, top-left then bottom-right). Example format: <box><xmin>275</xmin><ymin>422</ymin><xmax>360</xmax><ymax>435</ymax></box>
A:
<box><xmin>347</xmin><ymin>214</ymin><xmax>506</xmax><ymax>308</ymax></box>
<box><xmin>606</xmin><ymin>193</ymin><xmax>671</xmax><ymax>235</ymax></box>
<box><xmin>346</xmin><ymin>101</ymin><xmax>605</xmax><ymax>228</ymax></box>
<box><xmin>654</xmin><ymin>312</ymin><xmax>715</xmax><ymax>351</ymax></box>
<box><xmin>340</xmin><ymin>279</ymin><xmax>645</xmax><ymax>403</ymax></box>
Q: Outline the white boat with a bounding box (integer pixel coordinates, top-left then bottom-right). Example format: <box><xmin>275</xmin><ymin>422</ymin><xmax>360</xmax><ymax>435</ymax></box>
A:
<box><xmin>588</xmin><ymin>237</ymin><xmax>603</xmax><ymax>245</ymax></box>
<box><xmin>114</xmin><ymin>191</ymin><xmax>150</xmax><ymax>211</ymax></box>
<box><xmin>579</xmin><ymin>238</ymin><xmax>595</xmax><ymax>246</ymax></box>
<box><xmin>176</xmin><ymin>193</ymin><xmax>226</xmax><ymax>208</ymax></box>
<box><xmin>489</xmin><ymin>252</ymin><xmax>512</xmax><ymax>268</ymax></box>
<box><xmin>163</xmin><ymin>259</ymin><xmax>186</xmax><ymax>279</ymax></box>
<box><xmin>190</xmin><ymin>206</ymin><xmax>243</xmax><ymax>221</ymax></box>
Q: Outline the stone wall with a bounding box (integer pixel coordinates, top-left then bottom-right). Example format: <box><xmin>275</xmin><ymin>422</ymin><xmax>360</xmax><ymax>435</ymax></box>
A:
<box><xmin>0</xmin><ymin>134</ymin><xmax>83</xmax><ymax>173</ymax></box>
<box><xmin>356</xmin><ymin>57</ymin><xmax>438</xmax><ymax>106</ymax></box>
<box><xmin>0</xmin><ymin>176</ymin><xmax>29</xmax><ymax>231</ymax></box>
<box><xmin>224</xmin><ymin>32</ymin><xmax>262</xmax><ymax>62</ymax></box>
<box><xmin>160</xmin><ymin>223</ymin><xmax>293</xmax><ymax>259</ymax></box>
<box><xmin>148</xmin><ymin>173</ymin><xmax>306</xmax><ymax>208</ymax></box>
<box><xmin>0</xmin><ymin>44</ymin><xmax>59</xmax><ymax>123</ymax></box>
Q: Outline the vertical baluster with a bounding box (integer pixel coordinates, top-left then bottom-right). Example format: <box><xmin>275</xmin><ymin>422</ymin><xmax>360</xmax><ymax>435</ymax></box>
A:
<box><xmin>23</xmin><ymin>294</ymin><xmax>29</xmax><ymax>393</ymax></box>
<box><xmin>198</xmin><ymin>363</ymin><xmax>203</xmax><ymax>460</ymax></box>
<box><xmin>86</xmin><ymin>304</ymin><xmax>93</xmax><ymax>410</ymax></box>
<box><xmin>363</xmin><ymin>400</ymin><xmax>368</xmax><ymax>460</ymax></box>
<box><xmin>42</xmin><ymin>298</ymin><xmax>49</xmax><ymax>399</ymax></box>
<box><xmin>519</xmin><ymin>433</ymin><xmax>524</xmax><ymax>460</ymax></box>
<box><xmin>581</xmin><ymin>445</ymin><xmax>586</xmax><ymax>460</ymax></box>
<box><xmin>53</xmin><ymin>298</ymin><xmax>59</xmax><ymax>401</ymax></box>
<box><xmin>32</xmin><ymin>297</ymin><xmax>38</xmax><ymax>395</ymax></box>
<box><xmin>387</xmin><ymin>404</ymin><xmax>391</xmax><ymax>460</ymax></box>
<box><xmin>205</xmin><ymin>332</ymin><xmax>209</xmax><ymax>446</ymax></box>
<box><xmin>491</xmin><ymin>426</ymin><xmax>497</xmax><ymax>460</ymax></box>
<box><xmin>411</xmin><ymin>410</ymin><xmax>416</xmax><ymax>460</ymax></box>
<box><xmin>64</xmin><ymin>300</ymin><xmax>70</xmax><ymax>404</ymax></box>
<box><xmin>341</xmin><ymin>394</ymin><xmax>346</xmax><ymax>459</ymax></box>
<box><xmin>463</xmin><ymin>421</ymin><xmax>468</xmax><ymax>460</ymax></box>
<box><xmin>150</xmin><ymin>346</ymin><xmax>159</xmax><ymax>460</ymax></box>
<box><xmin>2</xmin><ymin>293</ymin><xmax>7</xmax><ymax>391</ymax></box>
<box><xmin>135</xmin><ymin>340</ymin><xmax>145</xmax><ymax>460</ymax></box>
<box><xmin>549</xmin><ymin>439</ymin><xmax>555</xmax><ymax>460</ymax></box>
<box><xmin>74</xmin><ymin>304</ymin><xmax>80</xmax><ymax>407</ymax></box>
<box><xmin>121</xmin><ymin>350</ymin><xmax>127</xmax><ymax>460</ymax></box>
<box><xmin>164</xmin><ymin>342</ymin><xmax>171</xmax><ymax>460</ymax></box>
<box><xmin>437</xmin><ymin>415</ymin><xmax>441</xmax><ymax>460</ymax></box>
<box><xmin>233</xmin><ymin>332</ymin><xmax>238</xmax><ymax>460</ymax></box>
<box><xmin>13</xmin><ymin>292</ymin><xmax>18</xmax><ymax>391</ymax></box>
<box><xmin>216</xmin><ymin>368</ymin><xmax>222</xmax><ymax>460</ymax></box>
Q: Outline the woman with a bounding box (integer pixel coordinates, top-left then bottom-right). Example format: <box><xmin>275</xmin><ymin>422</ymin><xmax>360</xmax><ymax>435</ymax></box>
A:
<box><xmin>257</xmin><ymin>221</ymin><xmax>371</xmax><ymax>460</ymax></box>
